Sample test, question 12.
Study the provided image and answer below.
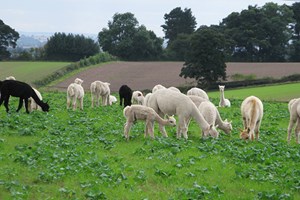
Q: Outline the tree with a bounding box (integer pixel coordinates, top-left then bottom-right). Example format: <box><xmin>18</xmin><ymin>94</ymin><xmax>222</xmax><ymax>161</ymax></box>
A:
<box><xmin>290</xmin><ymin>2</ymin><xmax>300</xmax><ymax>61</ymax></box>
<box><xmin>44</xmin><ymin>32</ymin><xmax>99</xmax><ymax>61</ymax></box>
<box><xmin>180</xmin><ymin>26</ymin><xmax>227</xmax><ymax>88</ymax></box>
<box><xmin>166</xmin><ymin>33</ymin><xmax>191</xmax><ymax>61</ymax></box>
<box><xmin>0</xmin><ymin>19</ymin><xmax>19</xmax><ymax>60</ymax></box>
<box><xmin>98</xmin><ymin>12</ymin><xmax>163</xmax><ymax>60</ymax></box>
<box><xmin>161</xmin><ymin>7</ymin><xmax>197</xmax><ymax>46</ymax></box>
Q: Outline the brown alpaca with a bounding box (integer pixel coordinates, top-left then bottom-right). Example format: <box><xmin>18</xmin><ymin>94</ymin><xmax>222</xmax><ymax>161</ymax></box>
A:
<box><xmin>123</xmin><ymin>105</ymin><xmax>176</xmax><ymax>140</ymax></box>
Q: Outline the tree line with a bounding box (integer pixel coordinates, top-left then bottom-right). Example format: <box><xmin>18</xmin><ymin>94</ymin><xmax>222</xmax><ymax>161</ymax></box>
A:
<box><xmin>1</xmin><ymin>2</ymin><xmax>300</xmax><ymax>86</ymax></box>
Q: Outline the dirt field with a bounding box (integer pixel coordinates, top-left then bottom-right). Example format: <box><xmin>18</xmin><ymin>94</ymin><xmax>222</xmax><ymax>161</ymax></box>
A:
<box><xmin>53</xmin><ymin>62</ymin><xmax>300</xmax><ymax>92</ymax></box>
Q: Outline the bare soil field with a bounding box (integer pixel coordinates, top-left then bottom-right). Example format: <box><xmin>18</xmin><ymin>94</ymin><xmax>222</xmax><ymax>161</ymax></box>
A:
<box><xmin>53</xmin><ymin>62</ymin><xmax>300</xmax><ymax>92</ymax></box>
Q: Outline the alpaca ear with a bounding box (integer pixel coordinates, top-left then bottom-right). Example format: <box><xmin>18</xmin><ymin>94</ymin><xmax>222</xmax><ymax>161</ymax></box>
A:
<box><xmin>165</xmin><ymin>114</ymin><xmax>170</xmax><ymax>119</ymax></box>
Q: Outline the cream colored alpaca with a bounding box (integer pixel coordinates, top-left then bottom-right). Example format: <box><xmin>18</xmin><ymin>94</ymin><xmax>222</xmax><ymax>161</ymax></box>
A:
<box><xmin>109</xmin><ymin>95</ymin><xmax>117</xmax><ymax>105</ymax></box>
<box><xmin>188</xmin><ymin>95</ymin><xmax>208</xmax><ymax>107</ymax></box>
<box><xmin>152</xmin><ymin>84</ymin><xmax>166</xmax><ymax>93</ymax></box>
<box><xmin>67</xmin><ymin>78</ymin><xmax>84</xmax><ymax>110</ymax></box>
<box><xmin>240</xmin><ymin>96</ymin><xmax>263</xmax><ymax>140</ymax></box>
<box><xmin>90</xmin><ymin>81</ymin><xmax>111</xmax><ymax>107</ymax></box>
<box><xmin>198</xmin><ymin>101</ymin><xmax>219</xmax><ymax>138</ymax></box>
<box><xmin>132</xmin><ymin>91</ymin><xmax>144</xmax><ymax>105</ymax></box>
<box><xmin>123</xmin><ymin>105</ymin><xmax>176</xmax><ymax>140</ymax></box>
<box><xmin>148</xmin><ymin>89</ymin><xmax>218</xmax><ymax>139</ymax></box>
<box><xmin>168</xmin><ymin>86</ymin><xmax>181</xmax><ymax>93</ymax></box>
<box><xmin>218</xmin><ymin>85</ymin><xmax>231</xmax><ymax>107</ymax></box>
<box><xmin>287</xmin><ymin>98</ymin><xmax>300</xmax><ymax>144</ymax></box>
<box><xmin>143</xmin><ymin>92</ymin><xmax>152</xmax><ymax>106</ymax></box>
<box><xmin>187</xmin><ymin>87</ymin><xmax>209</xmax><ymax>100</ymax></box>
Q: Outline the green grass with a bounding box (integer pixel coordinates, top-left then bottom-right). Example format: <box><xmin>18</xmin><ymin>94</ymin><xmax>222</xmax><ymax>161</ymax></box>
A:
<box><xmin>0</xmin><ymin>61</ymin><xmax>69</xmax><ymax>84</ymax></box>
<box><xmin>208</xmin><ymin>82</ymin><xmax>300</xmax><ymax>102</ymax></box>
<box><xmin>0</xmin><ymin>91</ymin><xmax>300</xmax><ymax>199</ymax></box>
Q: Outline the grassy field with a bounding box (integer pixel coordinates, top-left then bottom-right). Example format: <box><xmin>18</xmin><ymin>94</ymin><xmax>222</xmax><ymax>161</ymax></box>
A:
<box><xmin>0</xmin><ymin>62</ymin><xmax>69</xmax><ymax>84</ymax></box>
<box><xmin>0</xmin><ymin>90</ymin><xmax>299</xmax><ymax>199</ymax></box>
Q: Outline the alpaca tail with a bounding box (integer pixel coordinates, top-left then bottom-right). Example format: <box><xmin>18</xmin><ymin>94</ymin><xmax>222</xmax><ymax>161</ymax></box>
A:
<box><xmin>68</xmin><ymin>85</ymin><xmax>75</xmax><ymax>97</ymax></box>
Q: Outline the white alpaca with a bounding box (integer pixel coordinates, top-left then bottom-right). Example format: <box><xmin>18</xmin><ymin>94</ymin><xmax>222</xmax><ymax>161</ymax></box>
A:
<box><xmin>152</xmin><ymin>84</ymin><xmax>166</xmax><ymax>93</ymax></box>
<box><xmin>218</xmin><ymin>85</ymin><xmax>231</xmax><ymax>107</ymax></box>
<box><xmin>143</xmin><ymin>92</ymin><xmax>152</xmax><ymax>106</ymax></box>
<box><xmin>90</xmin><ymin>81</ymin><xmax>111</xmax><ymax>107</ymax></box>
<box><xmin>109</xmin><ymin>95</ymin><xmax>117</xmax><ymax>105</ymax></box>
<box><xmin>67</xmin><ymin>78</ymin><xmax>84</xmax><ymax>110</ymax></box>
<box><xmin>148</xmin><ymin>89</ymin><xmax>218</xmax><ymax>139</ymax></box>
<box><xmin>132</xmin><ymin>91</ymin><xmax>145</xmax><ymax>105</ymax></box>
<box><xmin>5</xmin><ymin>76</ymin><xmax>16</xmax><ymax>80</ymax></box>
<box><xmin>240</xmin><ymin>96</ymin><xmax>263</xmax><ymax>140</ymax></box>
<box><xmin>168</xmin><ymin>86</ymin><xmax>181</xmax><ymax>93</ymax></box>
<box><xmin>188</xmin><ymin>95</ymin><xmax>208</xmax><ymax>107</ymax></box>
<box><xmin>198</xmin><ymin>101</ymin><xmax>220</xmax><ymax>138</ymax></box>
<box><xmin>187</xmin><ymin>87</ymin><xmax>209</xmax><ymax>100</ymax></box>
<box><xmin>28</xmin><ymin>88</ymin><xmax>43</xmax><ymax>112</ymax></box>
<box><xmin>123</xmin><ymin>105</ymin><xmax>176</xmax><ymax>140</ymax></box>
<box><xmin>287</xmin><ymin>98</ymin><xmax>300</xmax><ymax>144</ymax></box>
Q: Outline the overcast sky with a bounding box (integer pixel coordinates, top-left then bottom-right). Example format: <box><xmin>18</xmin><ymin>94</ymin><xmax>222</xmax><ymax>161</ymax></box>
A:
<box><xmin>0</xmin><ymin>0</ymin><xmax>296</xmax><ymax>37</ymax></box>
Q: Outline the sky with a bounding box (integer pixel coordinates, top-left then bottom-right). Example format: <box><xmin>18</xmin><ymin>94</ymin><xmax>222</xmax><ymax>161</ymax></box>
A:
<box><xmin>0</xmin><ymin>0</ymin><xmax>297</xmax><ymax>38</ymax></box>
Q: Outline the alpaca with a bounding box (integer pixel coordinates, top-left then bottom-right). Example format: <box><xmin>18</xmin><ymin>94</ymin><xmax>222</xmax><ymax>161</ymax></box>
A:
<box><xmin>132</xmin><ymin>91</ymin><xmax>145</xmax><ymax>105</ymax></box>
<box><xmin>187</xmin><ymin>87</ymin><xmax>209</xmax><ymax>100</ymax></box>
<box><xmin>67</xmin><ymin>78</ymin><xmax>84</xmax><ymax>110</ymax></box>
<box><xmin>143</xmin><ymin>92</ymin><xmax>152</xmax><ymax>106</ymax></box>
<box><xmin>0</xmin><ymin>80</ymin><xmax>49</xmax><ymax>113</ymax></box>
<box><xmin>119</xmin><ymin>85</ymin><xmax>132</xmax><ymax>108</ymax></box>
<box><xmin>287</xmin><ymin>98</ymin><xmax>300</xmax><ymax>144</ymax></box>
<box><xmin>5</xmin><ymin>76</ymin><xmax>16</xmax><ymax>80</ymax></box>
<box><xmin>168</xmin><ymin>86</ymin><xmax>181</xmax><ymax>93</ymax></box>
<box><xmin>90</xmin><ymin>81</ymin><xmax>111</xmax><ymax>107</ymax></box>
<box><xmin>152</xmin><ymin>84</ymin><xmax>166</xmax><ymax>93</ymax></box>
<box><xmin>240</xmin><ymin>96</ymin><xmax>263</xmax><ymax>140</ymax></box>
<box><xmin>123</xmin><ymin>105</ymin><xmax>176</xmax><ymax>140</ymax></box>
<box><xmin>28</xmin><ymin>88</ymin><xmax>43</xmax><ymax>112</ymax></box>
<box><xmin>198</xmin><ymin>101</ymin><xmax>219</xmax><ymax>138</ymax></box>
<box><xmin>109</xmin><ymin>95</ymin><xmax>117</xmax><ymax>105</ymax></box>
<box><xmin>218</xmin><ymin>85</ymin><xmax>231</xmax><ymax>107</ymax></box>
<box><xmin>147</xmin><ymin>89</ymin><xmax>218</xmax><ymax>139</ymax></box>
<box><xmin>188</xmin><ymin>95</ymin><xmax>208</xmax><ymax>107</ymax></box>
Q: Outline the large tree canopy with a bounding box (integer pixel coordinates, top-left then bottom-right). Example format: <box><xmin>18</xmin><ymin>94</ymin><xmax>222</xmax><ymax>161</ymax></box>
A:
<box><xmin>0</xmin><ymin>19</ymin><xmax>19</xmax><ymax>60</ymax></box>
<box><xmin>44</xmin><ymin>32</ymin><xmax>99</xmax><ymax>61</ymax></box>
<box><xmin>98</xmin><ymin>12</ymin><xmax>163</xmax><ymax>61</ymax></box>
<box><xmin>161</xmin><ymin>7</ymin><xmax>197</xmax><ymax>46</ymax></box>
<box><xmin>180</xmin><ymin>26</ymin><xmax>227</xmax><ymax>88</ymax></box>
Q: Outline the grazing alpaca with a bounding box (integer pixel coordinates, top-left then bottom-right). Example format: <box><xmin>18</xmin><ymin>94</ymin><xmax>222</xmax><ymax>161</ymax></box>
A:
<box><xmin>168</xmin><ymin>86</ymin><xmax>181</xmax><ymax>93</ymax></box>
<box><xmin>119</xmin><ymin>85</ymin><xmax>132</xmax><ymax>108</ymax></box>
<box><xmin>240</xmin><ymin>96</ymin><xmax>263</xmax><ymax>140</ymax></box>
<box><xmin>198</xmin><ymin>101</ymin><xmax>219</xmax><ymax>138</ymax></box>
<box><xmin>187</xmin><ymin>87</ymin><xmax>209</xmax><ymax>100</ymax></box>
<box><xmin>67</xmin><ymin>78</ymin><xmax>84</xmax><ymax>110</ymax></box>
<box><xmin>188</xmin><ymin>95</ymin><xmax>208</xmax><ymax>107</ymax></box>
<box><xmin>123</xmin><ymin>105</ymin><xmax>176</xmax><ymax>140</ymax></box>
<box><xmin>90</xmin><ymin>81</ymin><xmax>111</xmax><ymax>107</ymax></box>
<box><xmin>148</xmin><ymin>89</ymin><xmax>218</xmax><ymax>139</ymax></box>
<box><xmin>132</xmin><ymin>91</ymin><xmax>145</xmax><ymax>105</ymax></box>
<box><xmin>0</xmin><ymin>80</ymin><xmax>49</xmax><ymax>113</ymax></box>
<box><xmin>218</xmin><ymin>85</ymin><xmax>231</xmax><ymax>107</ymax></box>
<box><xmin>152</xmin><ymin>84</ymin><xmax>166</xmax><ymax>93</ymax></box>
<box><xmin>143</xmin><ymin>92</ymin><xmax>152</xmax><ymax>106</ymax></box>
<box><xmin>287</xmin><ymin>98</ymin><xmax>300</xmax><ymax>144</ymax></box>
<box><xmin>109</xmin><ymin>95</ymin><xmax>117</xmax><ymax>105</ymax></box>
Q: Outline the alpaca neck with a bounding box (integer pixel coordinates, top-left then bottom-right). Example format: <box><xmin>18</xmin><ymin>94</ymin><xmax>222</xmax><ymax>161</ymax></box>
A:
<box><xmin>154</xmin><ymin>114</ymin><xmax>170</xmax><ymax>125</ymax></box>
<box><xmin>191</xmin><ymin>105</ymin><xmax>210</xmax><ymax>130</ymax></box>
<box><xmin>220</xmin><ymin>90</ymin><xmax>225</xmax><ymax>103</ymax></box>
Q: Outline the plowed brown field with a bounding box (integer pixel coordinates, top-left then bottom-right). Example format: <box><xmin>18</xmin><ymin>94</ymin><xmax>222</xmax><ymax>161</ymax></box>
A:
<box><xmin>53</xmin><ymin>62</ymin><xmax>300</xmax><ymax>92</ymax></box>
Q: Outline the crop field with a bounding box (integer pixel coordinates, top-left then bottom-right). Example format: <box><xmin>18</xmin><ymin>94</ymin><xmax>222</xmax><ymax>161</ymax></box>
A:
<box><xmin>0</xmin><ymin>90</ymin><xmax>300</xmax><ymax>199</ymax></box>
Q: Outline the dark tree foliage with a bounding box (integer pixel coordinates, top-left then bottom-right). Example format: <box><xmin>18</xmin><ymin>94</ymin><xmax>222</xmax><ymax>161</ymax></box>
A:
<box><xmin>44</xmin><ymin>32</ymin><xmax>99</xmax><ymax>61</ymax></box>
<box><xmin>221</xmin><ymin>3</ymin><xmax>294</xmax><ymax>62</ymax></box>
<box><xmin>290</xmin><ymin>2</ymin><xmax>300</xmax><ymax>61</ymax></box>
<box><xmin>161</xmin><ymin>7</ymin><xmax>197</xmax><ymax>46</ymax></box>
<box><xmin>0</xmin><ymin>19</ymin><xmax>19</xmax><ymax>60</ymax></box>
<box><xmin>166</xmin><ymin>33</ymin><xmax>191</xmax><ymax>61</ymax></box>
<box><xmin>180</xmin><ymin>26</ymin><xmax>227</xmax><ymax>88</ymax></box>
<box><xmin>98</xmin><ymin>12</ymin><xmax>163</xmax><ymax>61</ymax></box>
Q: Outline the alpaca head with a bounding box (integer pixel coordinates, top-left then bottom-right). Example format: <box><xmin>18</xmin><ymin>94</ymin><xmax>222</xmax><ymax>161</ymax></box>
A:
<box><xmin>41</xmin><ymin>101</ymin><xmax>50</xmax><ymax>112</ymax></box>
<box><xmin>240</xmin><ymin>129</ymin><xmax>249</xmax><ymax>140</ymax></box>
<box><xmin>165</xmin><ymin>115</ymin><xmax>176</xmax><ymax>127</ymax></box>
<box><xmin>74</xmin><ymin>78</ymin><xmax>83</xmax><ymax>85</ymax></box>
<box><xmin>223</xmin><ymin>119</ymin><xmax>233</xmax><ymax>134</ymax></box>
<box><xmin>219</xmin><ymin>85</ymin><xmax>225</xmax><ymax>92</ymax></box>
<box><xmin>209</xmin><ymin>124</ymin><xmax>219</xmax><ymax>138</ymax></box>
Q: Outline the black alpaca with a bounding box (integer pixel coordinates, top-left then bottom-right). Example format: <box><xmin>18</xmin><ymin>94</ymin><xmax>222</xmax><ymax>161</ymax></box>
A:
<box><xmin>119</xmin><ymin>85</ymin><xmax>132</xmax><ymax>108</ymax></box>
<box><xmin>0</xmin><ymin>80</ymin><xmax>49</xmax><ymax>113</ymax></box>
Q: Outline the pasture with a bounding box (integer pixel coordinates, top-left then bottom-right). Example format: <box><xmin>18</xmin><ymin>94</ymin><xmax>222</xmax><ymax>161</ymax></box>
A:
<box><xmin>0</xmin><ymin>89</ymin><xmax>300</xmax><ymax>199</ymax></box>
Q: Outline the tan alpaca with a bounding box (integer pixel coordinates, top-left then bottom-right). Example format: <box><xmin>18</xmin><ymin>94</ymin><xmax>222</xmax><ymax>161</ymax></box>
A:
<box><xmin>123</xmin><ymin>105</ymin><xmax>176</xmax><ymax>140</ymax></box>
<box><xmin>287</xmin><ymin>98</ymin><xmax>300</xmax><ymax>144</ymax></box>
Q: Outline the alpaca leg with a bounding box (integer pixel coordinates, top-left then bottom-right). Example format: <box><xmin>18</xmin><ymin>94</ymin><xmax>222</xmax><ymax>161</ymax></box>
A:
<box><xmin>67</xmin><ymin>96</ymin><xmax>71</xmax><ymax>109</ymax></box>
<box><xmin>149</xmin><ymin>122</ymin><xmax>155</xmax><ymax>139</ymax></box>
<box><xmin>287</xmin><ymin>118</ymin><xmax>296</xmax><ymax>144</ymax></box>
<box><xmin>179</xmin><ymin>118</ymin><xmax>188</xmax><ymax>139</ymax></box>
<box><xmin>24</xmin><ymin>98</ymin><xmax>30</xmax><ymax>114</ymax></box>
<box><xmin>72</xmin><ymin>97</ymin><xmax>77</xmax><ymax>110</ymax></box>
<box><xmin>255</xmin><ymin>121</ymin><xmax>261</xmax><ymax>140</ymax></box>
<box><xmin>16</xmin><ymin>98</ymin><xmax>24</xmax><ymax>112</ymax></box>
<box><xmin>124</xmin><ymin>121</ymin><xmax>133</xmax><ymax>140</ymax></box>
<box><xmin>295</xmin><ymin>118</ymin><xmax>300</xmax><ymax>144</ymax></box>
<box><xmin>91</xmin><ymin>94</ymin><xmax>94</xmax><ymax>108</ymax></box>
<box><xmin>80</xmin><ymin>98</ymin><xmax>84</xmax><ymax>110</ymax></box>
<box><xmin>3</xmin><ymin>96</ymin><xmax>10</xmax><ymax>113</ymax></box>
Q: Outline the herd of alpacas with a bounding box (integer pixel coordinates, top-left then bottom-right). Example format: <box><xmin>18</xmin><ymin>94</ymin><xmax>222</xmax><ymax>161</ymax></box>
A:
<box><xmin>0</xmin><ymin>76</ymin><xmax>299</xmax><ymax>144</ymax></box>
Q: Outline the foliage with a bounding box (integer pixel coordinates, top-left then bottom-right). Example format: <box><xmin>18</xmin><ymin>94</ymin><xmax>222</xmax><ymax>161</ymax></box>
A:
<box><xmin>98</xmin><ymin>12</ymin><xmax>163</xmax><ymax>61</ymax></box>
<box><xmin>161</xmin><ymin>7</ymin><xmax>197</xmax><ymax>46</ymax></box>
<box><xmin>180</xmin><ymin>26</ymin><xmax>227</xmax><ymax>88</ymax></box>
<box><xmin>0</xmin><ymin>19</ymin><xmax>19</xmax><ymax>61</ymax></box>
<box><xmin>0</xmin><ymin>91</ymin><xmax>300</xmax><ymax>199</ymax></box>
<box><xmin>44</xmin><ymin>32</ymin><xmax>100</xmax><ymax>61</ymax></box>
